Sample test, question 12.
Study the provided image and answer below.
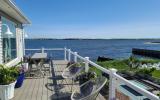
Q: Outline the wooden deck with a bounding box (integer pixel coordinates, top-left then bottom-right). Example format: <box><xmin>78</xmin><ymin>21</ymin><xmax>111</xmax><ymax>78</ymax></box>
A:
<box><xmin>12</xmin><ymin>60</ymin><xmax>106</xmax><ymax>100</ymax></box>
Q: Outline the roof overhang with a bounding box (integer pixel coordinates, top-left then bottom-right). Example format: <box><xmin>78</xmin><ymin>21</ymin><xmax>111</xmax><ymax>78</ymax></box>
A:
<box><xmin>0</xmin><ymin>0</ymin><xmax>31</xmax><ymax>24</ymax></box>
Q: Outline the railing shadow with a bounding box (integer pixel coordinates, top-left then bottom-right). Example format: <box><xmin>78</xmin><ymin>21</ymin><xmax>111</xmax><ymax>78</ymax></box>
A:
<box><xmin>48</xmin><ymin>60</ymin><xmax>72</xmax><ymax>100</ymax></box>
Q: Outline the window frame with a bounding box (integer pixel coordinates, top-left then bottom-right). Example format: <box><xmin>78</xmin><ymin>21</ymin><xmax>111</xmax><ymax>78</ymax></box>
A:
<box><xmin>0</xmin><ymin>15</ymin><xmax>23</xmax><ymax>66</ymax></box>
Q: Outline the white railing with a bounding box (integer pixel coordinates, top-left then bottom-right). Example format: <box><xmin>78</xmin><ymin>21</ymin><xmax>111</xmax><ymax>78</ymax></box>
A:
<box><xmin>25</xmin><ymin>47</ymin><xmax>160</xmax><ymax>100</ymax></box>
<box><xmin>64</xmin><ymin>48</ymin><xmax>160</xmax><ymax>100</ymax></box>
<box><xmin>25</xmin><ymin>47</ymin><xmax>65</xmax><ymax>59</ymax></box>
<box><xmin>25</xmin><ymin>48</ymin><xmax>64</xmax><ymax>51</ymax></box>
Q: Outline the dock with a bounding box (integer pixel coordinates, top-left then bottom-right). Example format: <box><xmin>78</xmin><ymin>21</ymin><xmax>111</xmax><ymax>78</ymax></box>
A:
<box><xmin>12</xmin><ymin>60</ymin><xmax>106</xmax><ymax>100</ymax></box>
<box><xmin>132</xmin><ymin>48</ymin><xmax>160</xmax><ymax>59</ymax></box>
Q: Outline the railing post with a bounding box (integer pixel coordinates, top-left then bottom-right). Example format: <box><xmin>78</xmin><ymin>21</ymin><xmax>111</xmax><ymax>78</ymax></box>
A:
<box><xmin>68</xmin><ymin>49</ymin><xmax>71</xmax><ymax>62</ymax></box>
<box><xmin>85</xmin><ymin>57</ymin><xmax>89</xmax><ymax>72</ymax></box>
<box><xmin>109</xmin><ymin>68</ymin><xmax>117</xmax><ymax>100</ymax></box>
<box><xmin>41</xmin><ymin>47</ymin><xmax>44</xmax><ymax>53</ymax></box>
<box><xmin>74</xmin><ymin>52</ymin><xmax>78</xmax><ymax>62</ymax></box>
<box><xmin>64</xmin><ymin>48</ymin><xmax>67</xmax><ymax>61</ymax></box>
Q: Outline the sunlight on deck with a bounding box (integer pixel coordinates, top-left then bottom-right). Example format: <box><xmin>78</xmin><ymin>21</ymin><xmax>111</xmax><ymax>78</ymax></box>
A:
<box><xmin>12</xmin><ymin>60</ymin><xmax>106</xmax><ymax>100</ymax></box>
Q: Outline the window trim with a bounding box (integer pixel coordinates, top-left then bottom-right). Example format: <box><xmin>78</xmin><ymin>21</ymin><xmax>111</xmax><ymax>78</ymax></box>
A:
<box><xmin>5</xmin><ymin>27</ymin><xmax>24</xmax><ymax>67</ymax></box>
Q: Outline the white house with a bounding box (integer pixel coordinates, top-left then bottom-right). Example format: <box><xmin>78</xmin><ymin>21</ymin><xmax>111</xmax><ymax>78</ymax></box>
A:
<box><xmin>0</xmin><ymin>0</ymin><xmax>30</xmax><ymax>66</ymax></box>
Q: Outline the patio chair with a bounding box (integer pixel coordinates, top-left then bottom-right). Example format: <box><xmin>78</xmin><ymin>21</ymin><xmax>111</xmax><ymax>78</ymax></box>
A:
<box><xmin>71</xmin><ymin>76</ymin><xmax>107</xmax><ymax>100</ymax></box>
<box><xmin>42</xmin><ymin>57</ymin><xmax>52</xmax><ymax>75</ymax></box>
<box><xmin>27</xmin><ymin>56</ymin><xmax>45</xmax><ymax>77</ymax></box>
<box><xmin>62</xmin><ymin>62</ymin><xmax>84</xmax><ymax>79</ymax></box>
<box><xmin>25</xmin><ymin>56</ymin><xmax>38</xmax><ymax>77</ymax></box>
<box><xmin>61</xmin><ymin>62</ymin><xmax>85</xmax><ymax>91</ymax></box>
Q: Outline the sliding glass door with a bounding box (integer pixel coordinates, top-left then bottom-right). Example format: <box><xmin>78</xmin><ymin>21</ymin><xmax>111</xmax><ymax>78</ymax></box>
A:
<box><xmin>1</xmin><ymin>17</ymin><xmax>17</xmax><ymax>63</ymax></box>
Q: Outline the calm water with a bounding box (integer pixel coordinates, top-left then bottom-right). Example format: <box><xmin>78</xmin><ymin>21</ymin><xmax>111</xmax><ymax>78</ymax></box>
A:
<box><xmin>25</xmin><ymin>39</ymin><xmax>160</xmax><ymax>61</ymax></box>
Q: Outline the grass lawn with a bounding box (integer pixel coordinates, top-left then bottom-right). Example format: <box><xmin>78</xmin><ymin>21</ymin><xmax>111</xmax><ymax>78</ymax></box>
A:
<box><xmin>90</xmin><ymin>59</ymin><xmax>160</xmax><ymax>79</ymax></box>
<box><xmin>152</xmin><ymin>70</ymin><xmax>160</xmax><ymax>79</ymax></box>
<box><xmin>97</xmin><ymin>60</ymin><xmax>129</xmax><ymax>71</ymax></box>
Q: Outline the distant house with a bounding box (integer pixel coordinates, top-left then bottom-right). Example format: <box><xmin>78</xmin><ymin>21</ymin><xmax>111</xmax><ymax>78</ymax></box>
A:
<box><xmin>0</xmin><ymin>0</ymin><xmax>30</xmax><ymax>66</ymax></box>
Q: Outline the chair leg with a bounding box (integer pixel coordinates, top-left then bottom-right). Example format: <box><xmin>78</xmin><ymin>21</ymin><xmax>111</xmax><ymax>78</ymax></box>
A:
<box><xmin>49</xmin><ymin>63</ymin><xmax>52</xmax><ymax>74</ymax></box>
<box><xmin>56</xmin><ymin>77</ymin><xmax>68</xmax><ymax>90</ymax></box>
<box><xmin>71</xmin><ymin>78</ymin><xmax>74</xmax><ymax>92</ymax></box>
<box><xmin>94</xmin><ymin>92</ymin><xmax>100</xmax><ymax>100</ymax></box>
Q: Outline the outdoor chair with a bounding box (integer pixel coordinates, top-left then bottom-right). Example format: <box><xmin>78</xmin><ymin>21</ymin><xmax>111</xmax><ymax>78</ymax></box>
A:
<box><xmin>42</xmin><ymin>57</ymin><xmax>52</xmax><ymax>75</ymax></box>
<box><xmin>62</xmin><ymin>62</ymin><xmax>84</xmax><ymax>79</ymax></box>
<box><xmin>71</xmin><ymin>76</ymin><xmax>107</xmax><ymax>100</ymax></box>
<box><xmin>28</xmin><ymin>58</ymin><xmax>40</xmax><ymax>77</ymax></box>
<box><xmin>24</xmin><ymin>56</ymin><xmax>38</xmax><ymax>77</ymax></box>
<box><xmin>62</xmin><ymin>62</ymin><xmax>85</xmax><ymax>91</ymax></box>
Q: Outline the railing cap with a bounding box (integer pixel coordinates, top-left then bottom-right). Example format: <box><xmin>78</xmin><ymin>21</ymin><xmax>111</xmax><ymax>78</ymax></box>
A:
<box><xmin>85</xmin><ymin>57</ymin><xmax>89</xmax><ymax>59</ymax></box>
<box><xmin>109</xmin><ymin>68</ymin><xmax>117</xmax><ymax>73</ymax></box>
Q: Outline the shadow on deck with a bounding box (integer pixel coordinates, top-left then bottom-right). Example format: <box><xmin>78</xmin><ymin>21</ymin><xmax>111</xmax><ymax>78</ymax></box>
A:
<box><xmin>12</xmin><ymin>60</ymin><xmax>106</xmax><ymax>100</ymax></box>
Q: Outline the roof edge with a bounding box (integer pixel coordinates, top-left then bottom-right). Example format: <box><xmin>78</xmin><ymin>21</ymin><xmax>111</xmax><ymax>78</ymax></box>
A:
<box><xmin>5</xmin><ymin>0</ymin><xmax>31</xmax><ymax>24</ymax></box>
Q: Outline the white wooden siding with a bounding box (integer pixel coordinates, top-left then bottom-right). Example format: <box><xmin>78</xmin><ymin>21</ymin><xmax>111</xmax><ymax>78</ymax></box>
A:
<box><xmin>16</xmin><ymin>26</ymin><xmax>23</xmax><ymax>59</ymax></box>
<box><xmin>0</xmin><ymin>17</ymin><xmax>3</xmax><ymax>64</ymax></box>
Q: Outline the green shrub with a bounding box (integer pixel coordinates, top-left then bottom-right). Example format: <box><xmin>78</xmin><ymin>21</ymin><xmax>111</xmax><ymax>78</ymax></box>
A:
<box><xmin>0</xmin><ymin>65</ymin><xmax>19</xmax><ymax>85</ymax></box>
<box><xmin>129</xmin><ymin>56</ymin><xmax>139</xmax><ymax>63</ymax></box>
<box><xmin>139</xmin><ymin>59</ymin><xmax>160</xmax><ymax>64</ymax></box>
<box><xmin>136</xmin><ymin>68</ymin><xmax>156</xmax><ymax>75</ymax></box>
<box><xmin>89</xmin><ymin>66</ymin><xmax>102</xmax><ymax>76</ymax></box>
<box><xmin>128</xmin><ymin>56</ymin><xmax>160</xmax><ymax>64</ymax></box>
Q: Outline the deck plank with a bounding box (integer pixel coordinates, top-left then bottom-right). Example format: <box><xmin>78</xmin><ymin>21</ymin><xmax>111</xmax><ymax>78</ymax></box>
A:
<box><xmin>25</xmin><ymin>78</ymin><xmax>36</xmax><ymax>100</ymax></box>
<box><xmin>31</xmin><ymin>78</ymin><xmax>40</xmax><ymax>100</ymax></box>
<box><xmin>42</xmin><ymin>77</ymin><xmax>48</xmax><ymax>100</ymax></box>
<box><xmin>36</xmin><ymin>77</ymin><xmax>43</xmax><ymax>100</ymax></box>
<box><xmin>47</xmin><ymin>74</ymin><xmax>53</xmax><ymax>100</ymax></box>
<box><xmin>12</xmin><ymin>79</ymin><xmax>28</xmax><ymax>100</ymax></box>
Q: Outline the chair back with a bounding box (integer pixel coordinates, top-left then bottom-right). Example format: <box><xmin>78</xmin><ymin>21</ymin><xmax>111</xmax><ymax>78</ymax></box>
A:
<box><xmin>71</xmin><ymin>76</ymin><xmax>107</xmax><ymax>100</ymax></box>
<box><xmin>62</xmin><ymin>62</ymin><xmax>84</xmax><ymax>79</ymax></box>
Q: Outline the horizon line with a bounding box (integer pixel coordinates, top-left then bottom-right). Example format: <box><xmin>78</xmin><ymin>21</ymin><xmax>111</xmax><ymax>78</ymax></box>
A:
<box><xmin>26</xmin><ymin>38</ymin><xmax>160</xmax><ymax>40</ymax></box>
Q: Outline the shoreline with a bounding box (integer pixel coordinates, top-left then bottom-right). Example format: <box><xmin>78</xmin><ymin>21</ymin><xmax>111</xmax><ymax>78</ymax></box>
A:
<box><xmin>26</xmin><ymin>38</ymin><xmax>160</xmax><ymax>40</ymax></box>
<box><xmin>145</xmin><ymin>42</ymin><xmax>160</xmax><ymax>44</ymax></box>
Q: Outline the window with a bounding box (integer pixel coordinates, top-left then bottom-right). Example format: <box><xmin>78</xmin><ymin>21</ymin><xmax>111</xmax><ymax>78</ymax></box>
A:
<box><xmin>1</xmin><ymin>17</ymin><xmax>17</xmax><ymax>63</ymax></box>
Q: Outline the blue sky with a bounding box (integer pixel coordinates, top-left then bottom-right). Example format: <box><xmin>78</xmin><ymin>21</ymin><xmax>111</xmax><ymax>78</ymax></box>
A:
<box><xmin>15</xmin><ymin>0</ymin><xmax>160</xmax><ymax>39</ymax></box>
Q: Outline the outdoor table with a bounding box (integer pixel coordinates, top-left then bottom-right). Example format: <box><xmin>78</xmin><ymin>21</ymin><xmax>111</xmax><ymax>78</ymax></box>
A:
<box><xmin>31</xmin><ymin>53</ymin><xmax>47</xmax><ymax>77</ymax></box>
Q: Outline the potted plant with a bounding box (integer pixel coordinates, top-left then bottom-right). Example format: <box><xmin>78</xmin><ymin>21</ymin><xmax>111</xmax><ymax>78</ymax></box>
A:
<box><xmin>0</xmin><ymin>65</ymin><xmax>19</xmax><ymax>100</ymax></box>
<box><xmin>68</xmin><ymin>63</ymin><xmax>82</xmax><ymax>73</ymax></box>
<box><xmin>76</xmin><ymin>72</ymin><xmax>97</xmax><ymax>85</ymax></box>
<box><xmin>74</xmin><ymin>71</ymin><xmax>97</xmax><ymax>93</ymax></box>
